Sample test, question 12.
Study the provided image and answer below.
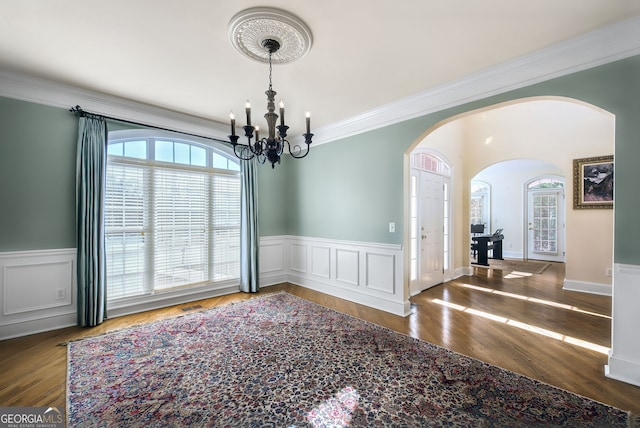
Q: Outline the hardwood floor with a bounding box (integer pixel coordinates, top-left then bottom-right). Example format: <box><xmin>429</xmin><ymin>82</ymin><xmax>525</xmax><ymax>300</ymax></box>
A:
<box><xmin>1</xmin><ymin>261</ymin><xmax>639</xmax><ymax>415</ymax></box>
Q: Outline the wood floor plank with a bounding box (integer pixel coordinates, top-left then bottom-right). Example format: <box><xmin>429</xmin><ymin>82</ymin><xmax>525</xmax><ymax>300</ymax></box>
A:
<box><xmin>1</xmin><ymin>261</ymin><xmax>639</xmax><ymax>415</ymax></box>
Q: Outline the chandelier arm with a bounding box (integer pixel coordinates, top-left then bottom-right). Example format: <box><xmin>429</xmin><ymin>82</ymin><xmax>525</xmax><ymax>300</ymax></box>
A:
<box><xmin>286</xmin><ymin>133</ymin><xmax>313</xmax><ymax>159</ymax></box>
<box><xmin>286</xmin><ymin>143</ymin><xmax>311</xmax><ymax>159</ymax></box>
<box><xmin>253</xmin><ymin>138</ymin><xmax>269</xmax><ymax>155</ymax></box>
<box><xmin>232</xmin><ymin>143</ymin><xmax>256</xmax><ymax>161</ymax></box>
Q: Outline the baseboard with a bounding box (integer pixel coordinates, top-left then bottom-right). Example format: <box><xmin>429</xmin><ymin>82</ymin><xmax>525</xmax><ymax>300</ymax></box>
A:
<box><xmin>288</xmin><ymin>274</ymin><xmax>410</xmax><ymax>317</ymax></box>
<box><xmin>606</xmin><ymin>352</ymin><xmax>640</xmax><ymax>388</ymax></box>
<box><xmin>0</xmin><ymin>312</ymin><xmax>77</xmax><ymax>341</ymax></box>
<box><xmin>107</xmin><ymin>284</ymin><xmax>240</xmax><ymax>319</ymax></box>
<box><xmin>502</xmin><ymin>251</ymin><xmax>523</xmax><ymax>259</ymax></box>
<box><xmin>259</xmin><ymin>273</ymin><xmax>289</xmax><ymax>287</ymax></box>
<box><xmin>460</xmin><ymin>266</ymin><xmax>474</xmax><ymax>276</ymax></box>
<box><xmin>562</xmin><ymin>279</ymin><xmax>612</xmax><ymax>296</ymax></box>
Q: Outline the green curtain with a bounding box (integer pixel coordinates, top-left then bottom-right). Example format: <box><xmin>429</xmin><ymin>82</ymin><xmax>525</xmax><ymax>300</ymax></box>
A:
<box><xmin>240</xmin><ymin>158</ymin><xmax>259</xmax><ymax>293</ymax></box>
<box><xmin>76</xmin><ymin>115</ymin><xmax>107</xmax><ymax>327</ymax></box>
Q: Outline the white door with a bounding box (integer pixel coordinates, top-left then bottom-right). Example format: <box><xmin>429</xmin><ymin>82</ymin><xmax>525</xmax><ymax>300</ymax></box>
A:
<box><xmin>527</xmin><ymin>190</ymin><xmax>565</xmax><ymax>262</ymax></box>
<box><xmin>419</xmin><ymin>171</ymin><xmax>444</xmax><ymax>291</ymax></box>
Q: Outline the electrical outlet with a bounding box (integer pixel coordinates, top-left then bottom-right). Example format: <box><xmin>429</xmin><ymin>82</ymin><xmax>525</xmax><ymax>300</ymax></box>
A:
<box><xmin>389</xmin><ymin>222</ymin><xmax>396</xmax><ymax>233</ymax></box>
<box><xmin>605</xmin><ymin>268</ymin><xmax>613</xmax><ymax>277</ymax></box>
<box><xmin>56</xmin><ymin>288</ymin><xmax>66</xmax><ymax>300</ymax></box>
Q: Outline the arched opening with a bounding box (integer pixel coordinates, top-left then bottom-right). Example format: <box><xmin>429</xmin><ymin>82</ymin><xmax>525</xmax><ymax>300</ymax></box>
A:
<box><xmin>405</xmin><ymin>96</ymin><xmax>614</xmax><ymax>295</ymax></box>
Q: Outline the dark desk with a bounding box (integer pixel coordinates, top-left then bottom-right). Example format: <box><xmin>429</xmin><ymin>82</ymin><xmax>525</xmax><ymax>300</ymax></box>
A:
<box><xmin>471</xmin><ymin>233</ymin><xmax>504</xmax><ymax>266</ymax></box>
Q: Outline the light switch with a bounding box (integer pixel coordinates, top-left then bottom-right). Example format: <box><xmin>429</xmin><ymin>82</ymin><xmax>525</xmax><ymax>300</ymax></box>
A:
<box><xmin>389</xmin><ymin>222</ymin><xmax>396</xmax><ymax>233</ymax></box>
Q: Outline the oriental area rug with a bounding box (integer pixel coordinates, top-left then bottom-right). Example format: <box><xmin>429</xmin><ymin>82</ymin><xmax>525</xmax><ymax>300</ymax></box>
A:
<box><xmin>67</xmin><ymin>292</ymin><xmax>632</xmax><ymax>427</ymax></box>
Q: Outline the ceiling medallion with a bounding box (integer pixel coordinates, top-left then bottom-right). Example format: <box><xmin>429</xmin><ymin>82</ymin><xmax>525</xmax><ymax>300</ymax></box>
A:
<box><xmin>228</xmin><ymin>7</ymin><xmax>313</xmax><ymax>64</ymax></box>
<box><xmin>226</xmin><ymin>7</ymin><xmax>314</xmax><ymax>168</ymax></box>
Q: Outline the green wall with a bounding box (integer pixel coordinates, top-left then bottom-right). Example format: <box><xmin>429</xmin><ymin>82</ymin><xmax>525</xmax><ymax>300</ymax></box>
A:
<box><xmin>283</xmin><ymin>55</ymin><xmax>640</xmax><ymax>264</ymax></box>
<box><xmin>0</xmin><ymin>98</ymin><xmax>77</xmax><ymax>251</ymax></box>
<box><xmin>256</xmin><ymin>155</ymin><xmax>292</xmax><ymax>236</ymax></box>
<box><xmin>1</xmin><ymin>54</ymin><xmax>639</xmax><ymax>264</ymax></box>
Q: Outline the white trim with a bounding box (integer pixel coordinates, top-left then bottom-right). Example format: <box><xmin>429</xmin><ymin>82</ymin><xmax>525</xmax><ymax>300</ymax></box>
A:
<box><xmin>310</xmin><ymin>16</ymin><xmax>640</xmax><ymax>145</ymax></box>
<box><xmin>605</xmin><ymin>352</ymin><xmax>640</xmax><ymax>388</ymax></box>
<box><xmin>259</xmin><ymin>236</ymin><xmax>409</xmax><ymax>317</ymax></box>
<box><xmin>562</xmin><ymin>279</ymin><xmax>612</xmax><ymax>296</ymax></box>
<box><xmin>0</xmin><ymin>70</ymin><xmax>230</xmax><ymax>142</ymax></box>
<box><xmin>1</xmin><ymin>17</ymin><xmax>639</xmax><ymax>146</ymax></box>
<box><xmin>106</xmin><ymin>284</ymin><xmax>240</xmax><ymax>319</ymax></box>
<box><xmin>606</xmin><ymin>263</ymin><xmax>640</xmax><ymax>387</ymax></box>
<box><xmin>0</xmin><ymin>249</ymin><xmax>77</xmax><ymax>340</ymax></box>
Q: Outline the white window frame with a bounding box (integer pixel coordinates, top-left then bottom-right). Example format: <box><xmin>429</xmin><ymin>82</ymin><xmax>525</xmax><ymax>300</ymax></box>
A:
<box><xmin>471</xmin><ymin>180</ymin><xmax>491</xmax><ymax>232</ymax></box>
<box><xmin>105</xmin><ymin>129</ymin><xmax>241</xmax><ymax>312</ymax></box>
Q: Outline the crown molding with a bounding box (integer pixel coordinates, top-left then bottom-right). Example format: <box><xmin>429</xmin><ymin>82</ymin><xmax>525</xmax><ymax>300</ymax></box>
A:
<box><xmin>310</xmin><ymin>15</ymin><xmax>640</xmax><ymax>145</ymax></box>
<box><xmin>0</xmin><ymin>71</ymin><xmax>230</xmax><ymax>141</ymax></box>
<box><xmin>1</xmin><ymin>16</ymin><xmax>639</xmax><ymax>146</ymax></box>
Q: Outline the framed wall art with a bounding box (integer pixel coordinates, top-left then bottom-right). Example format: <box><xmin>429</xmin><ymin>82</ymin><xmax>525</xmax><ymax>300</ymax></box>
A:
<box><xmin>573</xmin><ymin>155</ymin><xmax>614</xmax><ymax>209</ymax></box>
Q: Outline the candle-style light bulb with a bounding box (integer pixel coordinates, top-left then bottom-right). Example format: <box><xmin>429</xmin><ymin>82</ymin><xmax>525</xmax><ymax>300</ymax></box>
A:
<box><xmin>305</xmin><ymin>111</ymin><xmax>311</xmax><ymax>134</ymax></box>
<box><xmin>229</xmin><ymin>111</ymin><xmax>236</xmax><ymax>137</ymax></box>
<box><xmin>279</xmin><ymin>99</ymin><xmax>285</xmax><ymax>126</ymax></box>
<box><xmin>255</xmin><ymin>126</ymin><xmax>259</xmax><ymax>141</ymax></box>
<box><xmin>245</xmin><ymin>100</ymin><xmax>251</xmax><ymax>126</ymax></box>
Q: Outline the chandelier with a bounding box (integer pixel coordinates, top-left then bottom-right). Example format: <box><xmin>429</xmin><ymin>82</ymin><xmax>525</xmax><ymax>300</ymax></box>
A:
<box><xmin>227</xmin><ymin>8</ymin><xmax>314</xmax><ymax>168</ymax></box>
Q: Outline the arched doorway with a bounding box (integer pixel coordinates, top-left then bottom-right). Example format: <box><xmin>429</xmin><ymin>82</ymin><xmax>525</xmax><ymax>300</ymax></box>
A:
<box><xmin>471</xmin><ymin>161</ymin><xmax>566</xmax><ymax>262</ymax></box>
<box><xmin>404</xmin><ymin>96</ymin><xmax>614</xmax><ymax>293</ymax></box>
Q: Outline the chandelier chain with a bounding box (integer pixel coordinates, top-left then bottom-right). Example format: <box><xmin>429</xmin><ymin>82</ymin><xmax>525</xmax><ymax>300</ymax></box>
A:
<box><xmin>268</xmin><ymin>51</ymin><xmax>273</xmax><ymax>91</ymax></box>
<box><xmin>227</xmin><ymin>35</ymin><xmax>312</xmax><ymax>168</ymax></box>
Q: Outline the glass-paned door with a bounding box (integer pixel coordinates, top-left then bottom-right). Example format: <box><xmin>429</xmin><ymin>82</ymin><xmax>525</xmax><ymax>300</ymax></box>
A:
<box><xmin>527</xmin><ymin>190</ymin><xmax>565</xmax><ymax>262</ymax></box>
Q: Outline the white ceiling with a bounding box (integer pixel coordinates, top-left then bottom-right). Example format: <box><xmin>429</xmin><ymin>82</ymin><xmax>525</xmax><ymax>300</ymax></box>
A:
<box><xmin>2</xmin><ymin>1</ymin><xmax>640</xmax><ymax>139</ymax></box>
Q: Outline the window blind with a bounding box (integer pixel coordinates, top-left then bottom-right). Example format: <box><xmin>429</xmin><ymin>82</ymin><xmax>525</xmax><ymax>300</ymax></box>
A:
<box><xmin>105</xmin><ymin>140</ymin><xmax>240</xmax><ymax>301</ymax></box>
<box><xmin>105</xmin><ymin>162</ymin><xmax>149</xmax><ymax>299</ymax></box>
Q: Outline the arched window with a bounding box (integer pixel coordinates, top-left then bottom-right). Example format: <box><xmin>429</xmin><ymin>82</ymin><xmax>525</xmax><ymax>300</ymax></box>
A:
<box><xmin>527</xmin><ymin>177</ymin><xmax>564</xmax><ymax>189</ymax></box>
<box><xmin>105</xmin><ymin>130</ymin><xmax>241</xmax><ymax>301</ymax></box>
<box><xmin>411</xmin><ymin>152</ymin><xmax>451</xmax><ymax>177</ymax></box>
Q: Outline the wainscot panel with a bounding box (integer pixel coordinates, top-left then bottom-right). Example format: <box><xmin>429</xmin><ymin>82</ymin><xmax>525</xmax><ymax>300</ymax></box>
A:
<box><xmin>335</xmin><ymin>249</ymin><xmax>360</xmax><ymax>287</ymax></box>
<box><xmin>290</xmin><ymin>243</ymin><xmax>308</xmax><ymax>274</ymax></box>
<box><xmin>606</xmin><ymin>263</ymin><xmax>640</xmax><ymax>388</ymax></box>
<box><xmin>311</xmin><ymin>245</ymin><xmax>331</xmax><ymax>279</ymax></box>
<box><xmin>260</xmin><ymin>236</ymin><xmax>409</xmax><ymax>316</ymax></box>
<box><xmin>0</xmin><ymin>248</ymin><xmax>76</xmax><ymax>340</ymax></box>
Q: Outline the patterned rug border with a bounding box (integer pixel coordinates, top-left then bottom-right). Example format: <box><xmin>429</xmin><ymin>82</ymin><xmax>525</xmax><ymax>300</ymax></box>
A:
<box><xmin>66</xmin><ymin>291</ymin><xmax>636</xmax><ymax>424</ymax></box>
<box><xmin>58</xmin><ymin>293</ymin><xmax>290</xmax><ymax>346</ymax></box>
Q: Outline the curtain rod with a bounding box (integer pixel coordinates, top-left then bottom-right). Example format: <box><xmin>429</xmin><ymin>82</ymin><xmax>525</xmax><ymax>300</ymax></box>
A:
<box><xmin>69</xmin><ymin>105</ymin><xmax>228</xmax><ymax>144</ymax></box>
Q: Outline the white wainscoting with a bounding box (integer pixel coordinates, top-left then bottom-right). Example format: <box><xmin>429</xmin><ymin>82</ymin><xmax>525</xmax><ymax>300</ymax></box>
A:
<box><xmin>606</xmin><ymin>263</ymin><xmax>640</xmax><ymax>388</ymax></box>
<box><xmin>0</xmin><ymin>248</ymin><xmax>77</xmax><ymax>340</ymax></box>
<box><xmin>260</xmin><ymin>236</ymin><xmax>410</xmax><ymax>317</ymax></box>
<box><xmin>1</xmin><ymin>237</ymin><xmax>409</xmax><ymax>339</ymax></box>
